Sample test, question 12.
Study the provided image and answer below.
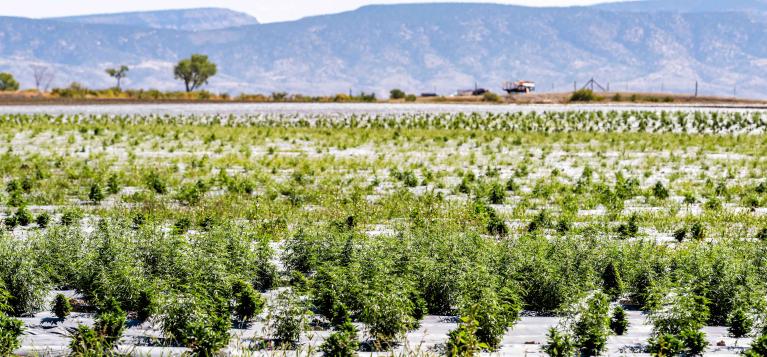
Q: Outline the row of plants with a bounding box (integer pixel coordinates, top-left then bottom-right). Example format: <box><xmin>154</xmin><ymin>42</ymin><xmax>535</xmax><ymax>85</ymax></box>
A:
<box><xmin>2</xmin><ymin>110</ymin><xmax>767</xmax><ymax>133</ymax></box>
<box><xmin>4</xmin><ymin>203</ymin><xmax>767</xmax><ymax>354</ymax></box>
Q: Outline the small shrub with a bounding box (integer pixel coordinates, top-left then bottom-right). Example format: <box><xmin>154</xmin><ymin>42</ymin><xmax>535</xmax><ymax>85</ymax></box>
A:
<box><xmin>651</xmin><ymin>294</ymin><xmax>709</xmax><ymax>336</ymax></box>
<box><xmin>673</xmin><ymin>227</ymin><xmax>687</xmax><ymax>243</ymax></box>
<box><xmin>35</xmin><ymin>212</ymin><xmax>50</xmax><ymax>228</ymax></box>
<box><xmin>69</xmin><ymin>325</ymin><xmax>108</xmax><ymax>356</ymax></box>
<box><xmin>461</xmin><ymin>290</ymin><xmax>520</xmax><ymax>351</ymax></box>
<box><xmin>392</xmin><ymin>169</ymin><xmax>419</xmax><ymax>188</ymax></box>
<box><xmin>610</xmin><ymin>306</ymin><xmax>629</xmax><ymax>336</ymax></box>
<box><xmin>505</xmin><ymin>177</ymin><xmax>519</xmax><ymax>192</ymax></box>
<box><xmin>648</xmin><ymin>333</ymin><xmax>684</xmax><ymax>356</ymax></box>
<box><xmin>135</xmin><ymin>290</ymin><xmax>157</xmax><ymax>323</ymax></box>
<box><xmin>457</xmin><ymin>177</ymin><xmax>472</xmax><ymax>194</ymax></box>
<box><xmin>0</xmin><ymin>288</ymin><xmax>24</xmax><ymax>355</ymax></box>
<box><xmin>727</xmin><ymin>308</ymin><xmax>752</xmax><ymax>338</ymax></box>
<box><xmin>601</xmin><ymin>262</ymin><xmax>624</xmax><ymax>300</ymax></box>
<box><xmin>95</xmin><ymin>309</ymin><xmax>127</xmax><ymax>348</ymax></box>
<box><xmin>131</xmin><ymin>212</ymin><xmax>146</xmax><ymax>230</ymax></box>
<box><xmin>528</xmin><ymin>210</ymin><xmax>552</xmax><ymax>233</ymax></box>
<box><xmin>486</xmin><ymin>209</ymin><xmax>508</xmax><ymax>237</ymax></box>
<box><xmin>482</xmin><ymin>92</ymin><xmax>501</xmax><ymax>102</ymax></box>
<box><xmin>683</xmin><ymin>192</ymin><xmax>697</xmax><ymax>206</ymax></box>
<box><xmin>652</xmin><ymin>182</ymin><xmax>669</xmax><ymax>200</ymax></box>
<box><xmin>446</xmin><ymin>315</ymin><xmax>484</xmax><ymax>357</ymax></box>
<box><xmin>703</xmin><ymin>197</ymin><xmax>722</xmax><ymax>211</ymax></box>
<box><xmin>269</xmin><ymin>290</ymin><xmax>310</xmax><ymax>348</ymax></box>
<box><xmin>6</xmin><ymin>191</ymin><xmax>24</xmax><ymax>208</ymax></box>
<box><xmin>405</xmin><ymin>94</ymin><xmax>417</xmax><ymax>102</ymax></box>
<box><xmin>177</xmin><ymin>181</ymin><xmax>207</xmax><ymax>205</ymax></box>
<box><xmin>617</xmin><ymin>214</ymin><xmax>639</xmax><ymax>239</ymax></box>
<box><xmin>3</xmin><ymin>216</ymin><xmax>16</xmax><ymax>230</ymax></box>
<box><xmin>556</xmin><ymin>218</ymin><xmax>572</xmax><ymax>234</ymax></box>
<box><xmin>486</xmin><ymin>182</ymin><xmax>506</xmax><ymax>205</ymax></box>
<box><xmin>52</xmin><ymin>293</ymin><xmax>72</xmax><ymax>319</ymax></box>
<box><xmin>0</xmin><ymin>248</ymin><xmax>48</xmax><ymax>316</ymax></box>
<box><xmin>145</xmin><ymin>171</ymin><xmax>168</xmax><ymax>194</ymax></box>
<box><xmin>89</xmin><ymin>183</ymin><xmax>105</xmax><ymax>203</ymax></box>
<box><xmin>60</xmin><ymin>209</ymin><xmax>83</xmax><ymax>226</ymax></box>
<box><xmin>14</xmin><ymin>207</ymin><xmax>32</xmax><ymax>227</ymax></box>
<box><xmin>107</xmin><ymin>174</ymin><xmax>121</xmax><ymax>195</ymax></box>
<box><xmin>573</xmin><ymin>292</ymin><xmax>610</xmax><ymax>356</ymax></box>
<box><xmin>679</xmin><ymin>329</ymin><xmax>708</xmax><ymax>356</ymax></box>
<box><xmin>570</xmin><ymin>89</ymin><xmax>598</xmax><ymax>102</ymax></box>
<box><xmin>756</xmin><ymin>227</ymin><xmax>767</xmax><ymax>241</ymax></box>
<box><xmin>543</xmin><ymin>328</ymin><xmax>574</xmax><ymax>357</ymax></box>
<box><xmin>320</xmin><ymin>319</ymin><xmax>360</xmax><ymax>357</ymax></box>
<box><xmin>173</xmin><ymin>217</ymin><xmax>191</xmax><ymax>234</ymax></box>
<box><xmin>162</xmin><ymin>295</ymin><xmax>231</xmax><ymax>356</ymax></box>
<box><xmin>232</xmin><ymin>280</ymin><xmax>265</xmax><ymax>325</ymax></box>
<box><xmin>690</xmin><ymin>222</ymin><xmax>705</xmax><ymax>241</ymax></box>
<box><xmin>744</xmin><ymin>334</ymin><xmax>767</xmax><ymax>356</ymax></box>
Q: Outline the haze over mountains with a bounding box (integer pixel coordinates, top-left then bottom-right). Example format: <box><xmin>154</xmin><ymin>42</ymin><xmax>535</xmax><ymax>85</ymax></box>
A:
<box><xmin>53</xmin><ymin>8</ymin><xmax>260</xmax><ymax>31</ymax></box>
<box><xmin>1</xmin><ymin>1</ymin><xmax>767</xmax><ymax>97</ymax></box>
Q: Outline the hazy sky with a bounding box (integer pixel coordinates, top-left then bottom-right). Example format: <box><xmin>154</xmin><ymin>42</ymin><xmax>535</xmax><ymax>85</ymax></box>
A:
<box><xmin>4</xmin><ymin>0</ymin><xmax>620</xmax><ymax>22</ymax></box>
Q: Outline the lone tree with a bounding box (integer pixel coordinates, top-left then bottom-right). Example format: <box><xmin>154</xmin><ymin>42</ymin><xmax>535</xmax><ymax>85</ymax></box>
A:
<box><xmin>105</xmin><ymin>65</ymin><xmax>129</xmax><ymax>90</ymax></box>
<box><xmin>31</xmin><ymin>65</ymin><xmax>55</xmax><ymax>92</ymax></box>
<box><xmin>173</xmin><ymin>54</ymin><xmax>217</xmax><ymax>92</ymax></box>
<box><xmin>389</xmin><ymin>89</ymin><xmax>406</xmax><ymax>100</ymax></box>
<box><xmin>0</xmin><ymin>73</ymin><xmax>19</xmax><ymax>91</ymax></box>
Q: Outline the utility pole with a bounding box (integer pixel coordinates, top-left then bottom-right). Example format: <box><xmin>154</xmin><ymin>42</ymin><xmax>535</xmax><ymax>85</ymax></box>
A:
<box><xmin>574</xmin><ymin>81</ymin><xmax>577</xmax><ymax>92</ymax></box>
<box><xmin>694</xmin><ymin>81</ymin><xmax>698</xmax><ymax>97</ymax></box>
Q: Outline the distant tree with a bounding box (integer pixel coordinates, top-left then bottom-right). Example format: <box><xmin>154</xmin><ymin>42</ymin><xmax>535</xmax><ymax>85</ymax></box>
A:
<box><xmin>174</xmin><ymin>54</ymin><xmax>217</xmax><ymax>92</ymax></box>
<box><xmin>0</xmin><ymin>73</ymin><xmax>19</xmax><ymax>91</ymax></box>
<box><xmin>105</xmin><ymin>66</ymin><xmax>129</xmax><ymax>90</ymax></box>
<box><xmin>389</xmin><ymin>89</ymin><xmax>406</xmax><ymax>100</ymax></box>
<box><xmin>31</xmin><ymin>65</ymin><xmax>55</xmax><ymax>92</ymax></box>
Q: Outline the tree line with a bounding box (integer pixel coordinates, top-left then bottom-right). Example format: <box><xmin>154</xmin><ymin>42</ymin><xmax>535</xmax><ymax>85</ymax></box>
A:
<box><xmin>0</xmin><ymin>54</ymin><xmax>216</xmax><ymax>93</ymax></box>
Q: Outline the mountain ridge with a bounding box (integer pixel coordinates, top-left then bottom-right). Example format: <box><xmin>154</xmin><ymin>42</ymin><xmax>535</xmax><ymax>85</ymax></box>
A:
<box><xmin>0</xmin><ymin>2</ymin><xmax>766</xmax><ymax>97</ymax></box>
